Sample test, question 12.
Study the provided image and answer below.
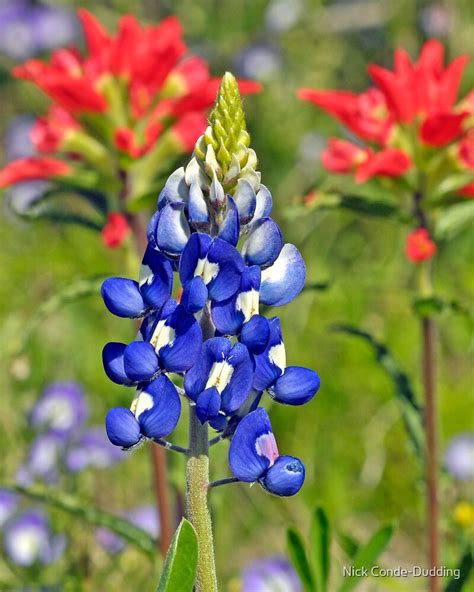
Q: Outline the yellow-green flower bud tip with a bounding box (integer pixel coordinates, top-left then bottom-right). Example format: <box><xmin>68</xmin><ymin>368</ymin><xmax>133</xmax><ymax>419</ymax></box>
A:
<box><xmin>195</xmin><ymin>72</ymin><xmax>251</xmax><ymax>180</ymax></box>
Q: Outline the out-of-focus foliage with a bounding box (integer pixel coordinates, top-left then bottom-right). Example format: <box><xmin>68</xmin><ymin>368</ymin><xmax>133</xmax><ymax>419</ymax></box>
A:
<box><xmin>0</xmin><ymin>0</ymin><xmax>473</xmax><ymax>590</ymax></box>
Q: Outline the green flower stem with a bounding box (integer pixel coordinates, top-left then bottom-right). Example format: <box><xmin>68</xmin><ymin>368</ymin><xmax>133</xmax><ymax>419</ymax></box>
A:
<box><xmin>186</xmin><ymin>306</ymin><xmax>218</xmax><ymax>592</ymax></box>
<box><xmin>186</xmin><ymin>408</ymin><xmax>218</xmax><ymax>592</ymax></box>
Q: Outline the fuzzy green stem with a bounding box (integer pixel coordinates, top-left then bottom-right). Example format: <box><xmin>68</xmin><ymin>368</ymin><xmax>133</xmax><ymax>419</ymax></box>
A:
<box><xmin>186</xmin><ymin>408</ymin><xmax>218</xmax><ymax>592</ymax></box>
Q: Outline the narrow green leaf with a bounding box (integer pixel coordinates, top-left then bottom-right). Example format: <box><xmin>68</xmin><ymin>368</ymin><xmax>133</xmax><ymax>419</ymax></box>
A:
<box><xmin>431</xmin><ymin>173</ymin><xmax>474</xmax><ymax>201</ymax></box>
<box><xmin>157</xmin><ymin>519</ymin><xmax>198</xmax><ymax>592</ymax></box>
<box><xmin>412</xmin><ymin>296</ymin><xmax>445</xmax><ymax>318</ymax></box>
<box><xmin>341</xmin><ymin>195</ymin><xmax>400</xmax><ymax>218</ymax></box>
<box><xmin>287</xmin><ymin>527</ymin><xmax>315</xmax><ymax>592</ymax></box>
<box><xmin>17</xmin><ymin>207</ymin><xmax>103</xmax><ymax>231</ymax></box>
<box><xmin>8</xmin><ymin>483</ymin><xmax>156</xmax><ymax>557</ymax></box>
<box><xmin>310</xmin><ymin>507</ymin><xmax>330</xmax><ymax>592</ymax></box>
<box><xmin>333</xmin><ymin>325</ymin><xmax>424</xmax><ymax>462</ymax></box>
<box><xmin>336</xmin><ymin>531</ymin><xmax>360</xmax><ymax>559</ymax></box>
<box><xmin>435</xmin><ymin>200</ymin><xmax>474</xmax><ymax>241</ymax></box>
<box><xmin>304</xmin><ymin>281</ymin><xmax>331</xmax><ymax>292</ymax></box>
<box><xmin>337</xmin><ymin>524</ymin><xmax>394</xmax><ymax>592</ymax></box>
<box><xmin>445</xmin><ymin>547</ymin><xmax>473</xmax><ymax>592</ymax></box>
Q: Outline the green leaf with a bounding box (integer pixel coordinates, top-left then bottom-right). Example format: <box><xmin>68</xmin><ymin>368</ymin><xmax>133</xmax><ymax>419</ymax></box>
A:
<box><xmin>7</xmin><ymin>484</ymin><xmax>156</xmax><ymax>557</ymax></box>
<box><xmin>333</xmin><ymin>325</ymin><xmax>424</xmax><ymax>463</ymax></box>
<box><xmin>336</xmin><ymin>531</ymin><xmax>360</xmax><ymax>559</ymax></box>
<box><xmin>435</xmin><ymin>201</ymin><xmax>474</xmax><ymax>241</ymax></box>
<box><xmin>156</xmin><ymin>519</ymin><xmax>198</xmax><ymax>592</ymax></box>
<box><xmin>431</xmin><ymin>173</ymin><xmax>474</xmax><ymax>201</ymax></box>
<box><xmin>445</xmin><ymin>547</ymin><xmax>473</xmax><ymax>592</ymax></box>
<box><xmin>412</xmin><ymin>297</ymin><xmax>474</xmax><ymax>323</ymax></box>
<box><xmin>412</xmin><ymin>296</ymin><xmax>445</xmax><ymax>318</ymax></box>
<box><xmin>13</xmin><ymin>275</ymin><xmax>106</xmax><ymax>355</ymax></box>
<box><xmin>310</xmin><ymin>507</ymin><xmax>330</xmax><ymax>592</ymax></box>
<box><xmin>287</xmin><ymin>527</ymin><xmax>315</xmax><ymax>592</ymax></box>
<box><xmin>337</xmin><ymin>524</ymin><xmax>394</xmax><ymax>592</ymax></box>
<box><xmin>340</xmin><ymin>195</ymin><xmax>400</xmax><ymax>218</ymax></box>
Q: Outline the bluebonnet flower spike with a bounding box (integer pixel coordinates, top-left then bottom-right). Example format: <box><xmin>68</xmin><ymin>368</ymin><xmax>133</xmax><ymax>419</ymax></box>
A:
<box><xmin>101</xmin><ymin>71</ymin><xmax>319</xmax><ymax>505</ymax></box>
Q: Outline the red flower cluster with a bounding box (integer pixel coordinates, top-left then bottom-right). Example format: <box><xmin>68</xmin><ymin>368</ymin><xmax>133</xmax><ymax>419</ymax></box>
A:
<box><xmin>0</xmin><ymin>10</ymin><xmax>260</xmax><ymax>248</ymax></box>
<box><xmin>405</xmin><ymin>228</ymin><xmax>437</xmax><ymax>263</ymax></box>
<box><xmin>298</xmin><ymin>40</ymin><xmax>473</xmax><ymax>191</ymax></box>
<box><xmin>101</xmin><ymin>213</ymin><xmax>131</xmax><ymax>249</ymax></box>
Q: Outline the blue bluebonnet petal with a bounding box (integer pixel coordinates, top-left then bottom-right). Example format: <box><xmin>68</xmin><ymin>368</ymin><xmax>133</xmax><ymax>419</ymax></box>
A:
<box><xmin>134</xmin><ymin>375</ymin><xmax>181</xmax><ymax>438</ymax></box>
<box><xmin>207</xmin><ymin>238</ymin><xmax>245</xmax><ymax>302</ymax></box>
<box><xmin>188</xmin><ymin>183</ymin><xmax>210</xmax><ymax>231</ymax></box>
<box><xmin>220</xmin><ymin>343</ymin><xmax>254</xmax><ymax>414</ymax></box>
<box><xmin>101</xmin><ymin>278</ymin><xmax>146</xmax><ymax>319</ymax></box>
<box><xmin>229</xmin><ymin>408</ymin><xmax>278</xmax><ymax>482</ymax></box>
<box><xmin>211</xmin><ymin>265</ymin><xmax>261</xmax><ymax>335</ymax></box>
<box><xmin>196</xmin><ymin>387</ymin><xmax>221</xmax><ymax>424</ymax></box>
<box><xmin>184</xmin><ymin>337</ymin><xmax>232</xmax><ymax>400</ymax></box>
<box><xmin>240</xmin><ymin>315</ymin><xmax>270</xmax><ymax>354</ymax></box>
<box><xmin>103</xmin><ymin>343</ymin><xmax>132</xmax><ymax>385</ymax></box>
<box><xmin>179</xmin><ymin>232</ymin><xmax>213</xmax><ymax>285</ymax></box>
<box><xmin>139</xmin><ymin>247</ymin><xmax>174</xmax><ymax>310</ymax></box>
<box><xmin>155</xmin><ymin>203</ymin><xmax>191</xmax><ymax>257</ymax></box>
<box><xmin>210</xmin><ymin>171</ymin><xmax>225</xmax><ymax>208</ymax></box>
<box><xmin>218</xmin><ymin>196</ymin><xmax>240</xmax><ymax>246</ymax></box>
<box><xmin>157</xmin><ymin>167</ymin><xmax>188</xmax><ymax>209</ymax></box>
<box><xmin>181</xmin><ymin>277</ymin><xmax>208</xmax><ymax>314</ymax></box>
<box><xmin>253</xmin><ymin>184</ymin><xmax>273</xmax><ymax>221</ymax></box>
<box><xmin>146</xmin><ymin>210</ymin><xmax>160</xmax><ymax>250</ymax></box>
<box><xmin>270</xmin><ymin>366</ymin><xmax>320</xmax><ymax>405</ymax></box>
<box><xmin>209</xmin><ymin>414</ymin><xmax>228</xmax><ymax>432</ymax></box>
<box><xmin>253</xmin><ymin>318</ymin><xmax>286</xmax><ymax>391</ymax></box>
<box><xmin>260</xmin><ymin>244</ymin><xmax>306</xmax><ymax>306</ymax></box>
<box><xmin>211</xmin><ymin>295</ymin><xmax>244</xmax><ymax>335</ymax></box>
<box><xmin>157</xmin><ymin>305</ymin><xmax>202</xmax><ymax>373</ymax></box>
<box><xmin>241</xmin><ymin>218</ymin><xmax>283</xmax><ymax>268</ymax></box>
<box><xmin>234</xmin><ymin>178</ymin><xmax>256</xmax><ymax>224</ymax></box>
<box><xmin>260</xmin><ymin>455</ymin><xmax>305</xmax><ymax>496</ymax></box>
<box><xmin>106</xmin><ymin>408</ymin><xmax>142</xmax><ymax>448</ymax></box>
<box><xmin>123</xmin><ymin>342</ymin><xmax>159</xmax><ymax>383</ymax></box>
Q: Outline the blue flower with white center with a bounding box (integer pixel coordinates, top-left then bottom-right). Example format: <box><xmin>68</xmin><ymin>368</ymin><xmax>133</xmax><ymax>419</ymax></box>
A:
<box><xmin>105</xmin><ymin>375</ymin><xmax>181</xmax><ymax>449</ymax></box>
<box><xmin>179</xmin><ymin>233</ymin><xmax>245</xmax><ymax>313</ymax></box>
<box><xmin>29</xmin><ymin>381</ymin><xmax>88</xmax><ymax>439</ymax></box>
<box><xmin>3</xmin><ymin>509</ymin><xmax>66</xmax><ymax>567</ymax></box>
<box><xmin>184</xmin><ymin>337</ymin><xmax>254</xmax><ymax>423</ymax></box>
<box><xmin>102</xmin><ymin>299</ymin><xmax>202</xmax><ymax>385</ymax></box>
<box><xmin>102</xmin><ymin>246</ymin><xmax>173</xmax><ymax>318</ymax></box>
<box><xmin>253</xmin><ymin>318</ymin><xmax>320</xmax><ymax>405</ymax></box>
<box><xmin>229</xmin><ymin>408</ymin><xmax>305</xmax><ymax>496</ymax></box>
<box><xmin>242</xmin><ymin>556</ymin><xmax>302</xmax><ymax>592</ymax></box>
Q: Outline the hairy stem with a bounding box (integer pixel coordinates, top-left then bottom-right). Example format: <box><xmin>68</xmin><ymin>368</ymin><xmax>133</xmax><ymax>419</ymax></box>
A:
<box><xmin>186</xmin><ymin>307</ymin><xmax>218</xmax><ymax>591</ymax></box>
<box><xmin>186</xmin><ymin>408</ymin><xmax>218</xmax><ymax>591</ymax></box>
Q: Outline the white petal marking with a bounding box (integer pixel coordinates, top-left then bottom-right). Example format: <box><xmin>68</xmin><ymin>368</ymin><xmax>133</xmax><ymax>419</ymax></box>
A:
<box><xmin>268</xmin><ymin>342</ymin><xmax>286</xmax><ymax>373</ymax></box>
<box><xmin>131</xmin><ymin>392</ymin><xmax>154</xmax><ymax>419</ymax></box>
<box><xmin>150</xmin><ymin>320</ymin><xmax>176</xmax><ymax>353</ymax></box>
<box><xmin>205</xmin><ymin>361</ymin><xmax>235</xmax><ymax>394</ymax></box>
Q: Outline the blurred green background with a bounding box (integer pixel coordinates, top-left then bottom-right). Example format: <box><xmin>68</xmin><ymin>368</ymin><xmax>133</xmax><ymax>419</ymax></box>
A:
<box><xmin>0</xmin><ymin>0</ymin><xmax>473</xmax><ymax>590</ymax></box>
